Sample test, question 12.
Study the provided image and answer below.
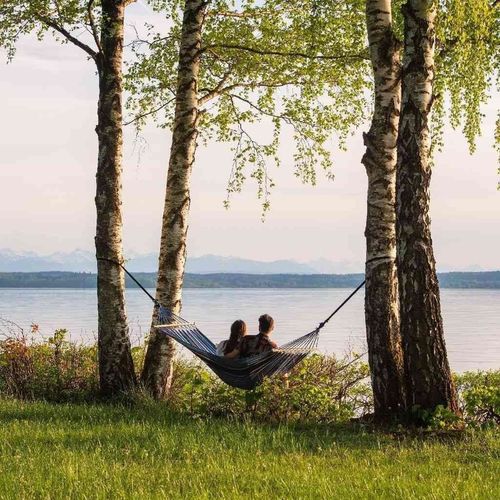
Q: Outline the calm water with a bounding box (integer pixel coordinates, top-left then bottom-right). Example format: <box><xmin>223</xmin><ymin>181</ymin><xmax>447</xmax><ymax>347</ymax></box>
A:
<box><xmin>0</xmin><ymin>288</ymin><xmax>498</xmax><ymax>372</ymax></box>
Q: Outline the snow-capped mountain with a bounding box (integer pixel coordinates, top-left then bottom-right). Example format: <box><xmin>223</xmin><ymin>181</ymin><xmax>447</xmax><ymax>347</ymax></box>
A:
<box><xmin>0</xmin><ymin>249</ymin><xmax>363</xmax><ymax>274</ymax></box>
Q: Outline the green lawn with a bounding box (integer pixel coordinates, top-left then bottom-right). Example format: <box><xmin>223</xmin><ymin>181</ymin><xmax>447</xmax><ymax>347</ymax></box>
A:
<box><xmin>0</xmin><ymin>400</ymin><xmax>498</xmax><ymax>499</ymax></box>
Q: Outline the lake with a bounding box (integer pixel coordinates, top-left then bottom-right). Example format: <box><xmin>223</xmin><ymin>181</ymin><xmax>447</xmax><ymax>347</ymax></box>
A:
<box><xmin>0</xmin><ymin>288</ymin><xmax>498</xmax><ymax>373</ymax></box>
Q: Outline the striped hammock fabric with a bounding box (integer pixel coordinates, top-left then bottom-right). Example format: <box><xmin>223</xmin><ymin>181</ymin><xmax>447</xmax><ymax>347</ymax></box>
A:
<box><xmin>155</xmin><ymin>306</ymin><xmax>319</xmax><ymax>390</ymax></box>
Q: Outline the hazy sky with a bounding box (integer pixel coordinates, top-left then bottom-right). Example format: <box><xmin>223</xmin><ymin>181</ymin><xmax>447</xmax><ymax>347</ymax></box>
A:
<box><xmin>0</xmin><ymin>2</ymin><xmax>499</xmax><ymax>271</ymax></box>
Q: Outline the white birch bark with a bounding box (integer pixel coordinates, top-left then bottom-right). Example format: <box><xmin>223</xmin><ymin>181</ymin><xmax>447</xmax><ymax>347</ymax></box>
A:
<box><xmin>362</xmin><ymin>0</ymin><xmax>406</xmax><ymax>417</ymax></box>
<box><xmin>141</xmin><ymin>0</ymin><xmax>206</xmax><ymax>399</ymax></box>
<box><xmin>95</xmin><ymin>0</ymin><xmax>136</xmax><ymax>394</ymax></box>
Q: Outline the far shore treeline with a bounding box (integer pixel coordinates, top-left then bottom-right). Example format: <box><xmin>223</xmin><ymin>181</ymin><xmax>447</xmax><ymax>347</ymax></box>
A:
<box><xmin>1</xmin><ymin>271</ymin><xmax>499</xmax><ymax>289</ymax></box>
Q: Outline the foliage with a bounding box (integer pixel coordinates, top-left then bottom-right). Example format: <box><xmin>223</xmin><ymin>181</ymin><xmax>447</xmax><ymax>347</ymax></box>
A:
<box><xmin>409</xmin><ymin>371</ymin><xmax>500</xmax><ymax>429</ymax></box>
<box><xmin>433</xmin><ymin>0</ymin><xmax>500</xmax><ymax>155</ymax></box>
<box><xmin>125</xmin><ymin>0</ymin><xmax>500</xmax><ymax>212</ymax></box>
<box><xmin>125</xmin><ymin>0</ymin><xmax>369</xmax><ymax>214</ymax></box>
<box><xmin>455</xmin><ymin>370</ymin><xmax>500</xmax><ymax>426</ymax></box>
<box><xmin>1</xmin><ymin>319</ymin><xmax>499</xmax><ymax>428</ymax></box>
<box><xmin>0</xmin><ymin>318</ymin><xmax>373</xmax><ymax>422</ymax></box>
<box><xmin>410</xmin><ymin>404</ymin><xmax>464</xmax><ymax>430</ymax></box>
<box><xmin>3</xmin><ymin>1</ymin><xmax>497</xmax><ymax>199</ymax></box>
<box><xmin>383</xmin><ymin>0</ymin><xmax>499</xmax><ymax>160</ymax></box>
<box><xmin>2</xmin><ymin>1</ymin><xmax>498</xmax><ymax>195</ymax></box>
<box><xmin>167</xmin><ymin>353</ymin><xmax>372</xmax><ymax>423</ymax></box>
<box><xmin>0</xmin><ymin>0</ymin><xmax>101</xmax><ymax>62</ymax></box>
<box><xmin>0</xmin><ymin>322</ymin><xmax>98</xmax><ymax>401</ymax></box>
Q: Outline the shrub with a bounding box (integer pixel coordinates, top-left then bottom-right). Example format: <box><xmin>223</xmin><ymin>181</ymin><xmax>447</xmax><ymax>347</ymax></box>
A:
<box><xmin>0</xmin><ymin>321</ymin><xmax>98</xmax><ymax>401</ymax></box>
<box><xmin>410</xmin><ymin>404</ymin><xmax>464</xmax><ymax>430</ymax></box>
<box><xmin>455</xmin><ymin>371</ymin><xmax>500</xmax><ymax>426</ymax></box>
<box><xmin>167</xmin><ymin>353</ymin><xmax>373</xmax><ymax>423</ymax></box>
<box><xmin>0</xmin><ymin>319</ymin><xmax>373</xmax><ymax>423</ymax></box>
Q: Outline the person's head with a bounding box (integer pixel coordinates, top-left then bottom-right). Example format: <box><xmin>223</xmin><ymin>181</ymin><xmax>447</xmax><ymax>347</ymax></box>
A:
<box><xmin>258</xmin><ymin>314</ymin><xmax>275</xmax><ymax>335</ymax></box>
<box><xmin>224</xmin><ymin>319</ymin><xmax>247</xmax><ymax>354</ymax></box>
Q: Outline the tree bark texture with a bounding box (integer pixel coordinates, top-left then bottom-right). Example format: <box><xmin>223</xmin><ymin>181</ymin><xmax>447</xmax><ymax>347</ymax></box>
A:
<box><xmin>362</xmin><ymin>0</ymin><xmax>406</xmax><ymax>417</ymax></box>
<box><xmin>95</xmin><ymin>0</ymin><xmax>136</xmax><ymax>395</ymax></box>
<box><xmin>396</xmin><ymin>0</ymin><xmax>458</xmax><ymax>413</ymax></box>
<box><xmin>141</xmin><ymin>0</ymin><xmax>206</xmax><ymax>399</ymax></box>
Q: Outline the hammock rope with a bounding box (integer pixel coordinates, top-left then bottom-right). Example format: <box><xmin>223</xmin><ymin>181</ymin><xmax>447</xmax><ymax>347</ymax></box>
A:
<box><xmin>98</xmin><ymin>258</ymin><xmax>365</xmax><ymax>389</ymax></box>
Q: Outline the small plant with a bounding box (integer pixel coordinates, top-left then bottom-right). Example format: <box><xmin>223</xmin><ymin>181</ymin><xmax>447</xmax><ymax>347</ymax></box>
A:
<box><xmin>410</xmin><ymin>404</ymin><xmax>464</xmax><ymax>430</ymax></box>
<box><xmin>455</xmin><ymin>371</ymin><xmax>500</xmax><ymax>426</ymax></box>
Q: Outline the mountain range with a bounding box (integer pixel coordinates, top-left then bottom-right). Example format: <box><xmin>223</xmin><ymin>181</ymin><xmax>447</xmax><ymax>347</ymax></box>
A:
<box><xmin>0</xmin><ymin>249</ymin><xmax>363</xmax><ymax>274</ymax></box>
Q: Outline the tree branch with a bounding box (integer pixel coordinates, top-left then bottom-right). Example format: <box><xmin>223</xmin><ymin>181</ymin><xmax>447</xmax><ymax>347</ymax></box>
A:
<box><xmin>229</xmin><ymin>93</ymin><xmax>293</xmax><ymax>126</ymax></box>
<box><xmin>226</xmin><ymin>95</ymin><xmax>272</xmax><ymax>210</ymax></box>
<box><xmin>87</xmin><ymin>0</ymin><xmax>102</xmax><ymax>54</ymax></box>
<box><xmin>207</xmin><ymin>10</ymin><xmax>263</xmax><ymax>19</ymax></box>
<box><xmin>38</xmin><ymin>15</ymin><xmax>98</xmax><ymax>60</ymax></box>
<box><xmin>124</xmin><ymin>97</ymin><xmax>176</xmax><ymax>126</ymax></box>
<box><xmin>203</xmin><ymin>44</ymin><xmax>369</xmax><ymax>61</ymax></box>
<box><xmin>199</xmin><ymin>76</ymin><xmax>318</xmax><ymax>106</ymax></box>
<box><xmin>198</xmin><ymin>66</ymin><xmax>234</xmax><ymax>106</ymax></box>
<box><xmin>126</xmin><ymin>24</ymin><xmax>176</xmax><ymax>49</ymax></box>
<box><xmin>206</xmin><ymin>4</ymin><xmax>309</xmax><ymax>19</ymax></box>
<box><xmin>53</xmin><ymin>0</ymin><xmax>63</xmax><ymax>19</ymax></box>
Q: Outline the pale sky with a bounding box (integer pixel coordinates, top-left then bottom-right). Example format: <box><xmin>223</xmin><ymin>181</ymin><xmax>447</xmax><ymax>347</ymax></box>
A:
<box><xmin>0</xmin><ymin>3</ymin><xmax>499</xmax><ymax>271</ymax></box>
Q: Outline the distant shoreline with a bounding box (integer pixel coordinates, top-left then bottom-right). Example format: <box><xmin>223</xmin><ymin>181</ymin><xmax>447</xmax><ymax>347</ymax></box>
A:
<box><xmin>0</xmin><ymin>271</ymin><xmax>499</xmax><ymax>289</ymax></box>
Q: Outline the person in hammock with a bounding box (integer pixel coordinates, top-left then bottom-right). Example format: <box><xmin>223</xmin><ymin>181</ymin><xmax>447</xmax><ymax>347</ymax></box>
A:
<box><xmin>216</xmin><ymin>319</ymin><xmax>247</xmax><ymax>356</ymax></box>
<box><xmin>224</xmin><ymin>314</ymin><xmax>278</xmax><ymax>359</ymax></box>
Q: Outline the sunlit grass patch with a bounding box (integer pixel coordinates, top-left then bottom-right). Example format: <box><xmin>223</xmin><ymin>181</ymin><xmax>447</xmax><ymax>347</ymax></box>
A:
<box><xmin>0</xmin><ymin>399</ymin><xmax>498</xmax><ymax>499</ymax></box>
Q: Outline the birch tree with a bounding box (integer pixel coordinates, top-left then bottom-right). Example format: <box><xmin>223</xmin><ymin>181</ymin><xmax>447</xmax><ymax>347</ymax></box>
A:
<box><xmin>0</xmin><ymin>0</ymin><xmax>136</xmax><ymax>394</ymax></box>
<box><xmin>127</xmin><ymin>0</ymin><xmax>369</xmax><ymax>398</ymax></box>
<box><xmin>396</xmin><ymin>0</ymin><xmax>498</xmax><ymax>415</ymax></box>
<box><xmin>355</xmin><ymin>0</ymin><xmax>499</xmax><ymax>418</ymax></box>
<box><xmin>397</xmin><ymin>0</ymin><xmax>458</xmax><ymax>411</ymax></box>
<box><xmin>396</xmin><ymin>0</ymin><xmax>457</xmax><ymax>414</ymax></box>
<box><xmin>362</xmin><ymin>0</ymin><xmax>406</xmax><ymax>417</ymax></box>
<box><xmin>140</xmin><ymin>0</ymin><xmax>207</xmax><ymax>398</ymax></box>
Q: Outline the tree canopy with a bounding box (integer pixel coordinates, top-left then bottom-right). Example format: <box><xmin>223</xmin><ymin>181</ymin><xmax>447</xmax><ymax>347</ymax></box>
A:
<box><xmin>2</xmin><ymin>1</ymin><xmax>496</xmax><ymax>195</ymax></box>
<box><xmin>433</xmin><ymin>0</ymin><xmax>499</xmax><ymax>154</ymax></box>
<box><xmin>125</xmin><ymin>0</ymin><xmax>370</xmax><ymax>213</ymax></box>
<box><xmin>0</xmin><ymin>0</ymin><xmax>105</xmax><ymax>63</ymax></box>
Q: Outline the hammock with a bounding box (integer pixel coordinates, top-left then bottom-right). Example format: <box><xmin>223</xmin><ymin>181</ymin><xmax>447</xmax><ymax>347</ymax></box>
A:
<box><xmin>102</xmin><ymin>258</ymin><xmax>365</xmax><ymax>390</ymax></box>
<box><xmin>154</xmin><ymin>307</ymin><xmax>321</xmax><ymax>389</ymax></box>
<box><xmin>152</xmin><ymin>282</ymin><xmax>365</xmax><ymax>390</ymax></box>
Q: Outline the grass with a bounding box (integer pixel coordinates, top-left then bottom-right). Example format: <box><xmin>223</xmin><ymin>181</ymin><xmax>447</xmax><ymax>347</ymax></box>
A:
<box><xmin>0</xmin><ymin>399</ymin><xmax>498</xmax><ymax>499</ymax></box>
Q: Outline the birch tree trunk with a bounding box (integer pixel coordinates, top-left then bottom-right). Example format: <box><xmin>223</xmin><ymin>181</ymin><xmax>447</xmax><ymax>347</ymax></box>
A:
<box><xmin>362</xmin><ymin>0</ymin><xmax>406</xmax><ymax>417</ymax></box>
<box><xmin>141</xmin><ymin>0</ymin><xmax>206</xmax><ymax>399</ymax></box>
<box><xmin>94</xmin><ymin>0</ymin><xmax>136</xmax><ymax>395</ymax></box>
<box><xmin>396</xmin><ymin>0</ymin><xmax>458</xmax><ymax>413</ymax></box>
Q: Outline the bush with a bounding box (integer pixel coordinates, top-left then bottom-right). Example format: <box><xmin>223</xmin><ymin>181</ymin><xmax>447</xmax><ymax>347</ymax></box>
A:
<box><xmin>406</xmin><ymin>372</ymin><xmax>500</xmax><ymax>429</ymax></box>
<box><xmin>455</xmin><ymin>371</ymin><xmax>500</xmax><ymax>426</ymax></box>
<box><xmin>167</xmin><ymin>353</ymin><xmax>372</xmax><ymax>423</ymax></box>
<box><xmin>0</xmin><ymin>320</ymin><xmax>372</xmax><ymax>423</ymax></box>
<box><xmin>0</xmin><ymin>321</ymin><xmax>98</xmax><ymax>401</ymax></box>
